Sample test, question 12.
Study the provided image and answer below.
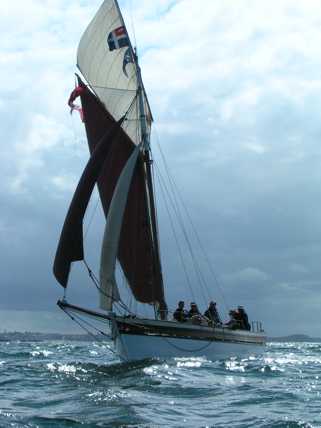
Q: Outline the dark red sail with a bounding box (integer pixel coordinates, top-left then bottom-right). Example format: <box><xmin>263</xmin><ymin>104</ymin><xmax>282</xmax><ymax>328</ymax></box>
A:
<box><xmin>53</xmin><ymin>118</ymin><xmax>123</xmax><ymax>287</ymax></box>
<box><xmin>78</xmin><ymin>79</ymin><xmax>166</xmax><ymax>307</ymax></box>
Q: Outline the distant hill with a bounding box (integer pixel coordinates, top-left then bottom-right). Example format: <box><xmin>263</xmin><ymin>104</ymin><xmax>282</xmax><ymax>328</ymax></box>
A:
<box><xmin>0</xmin><ymin>332</ymin><xmax>98</xmax><ymax>342</ymax></box>
<box><xmin>268</xmin><ymin>334</ymin><xmax>321</xmax><ymax>343</ymax></box>
<box><xmin>1</xmin><ymin>332</ymin><xmax>320</xmax><ymax>343</ymax></box>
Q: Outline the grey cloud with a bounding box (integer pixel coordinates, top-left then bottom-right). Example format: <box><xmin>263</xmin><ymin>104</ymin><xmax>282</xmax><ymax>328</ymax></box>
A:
<box><xmin>1</xmin><ymin>0</ymin><xmax>321</xmax><ymax>336</ymax></box>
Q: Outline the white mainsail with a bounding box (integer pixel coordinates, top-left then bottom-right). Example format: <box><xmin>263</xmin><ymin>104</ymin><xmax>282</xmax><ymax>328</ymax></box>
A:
<box><xmin>77</xmin><ymin>0</ymin><xmax>151</xmax><ymax>145</ymax></box>
<box><xmin>99</xmin><ymin>144</ymin><xmax>142</xmax><ymax>311</ymax></box>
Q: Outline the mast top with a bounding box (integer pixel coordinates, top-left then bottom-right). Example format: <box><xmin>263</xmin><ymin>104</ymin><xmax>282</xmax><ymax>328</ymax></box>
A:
<box><xmin>77</xmin><ymin>0</ymin><xmax>152</xmax><ymax>147</ymax></box>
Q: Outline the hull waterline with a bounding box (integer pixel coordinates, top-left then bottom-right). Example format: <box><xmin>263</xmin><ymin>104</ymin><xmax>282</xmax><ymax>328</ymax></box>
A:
<box><xmin>113</xmin><ymin>317</ymin><xmax>266</xmax><ymax>361</ymax></box>
<box><xmin>115</xmin><ymin>332</ymin><xmax>265</xmax><ymax>361</ymax></box>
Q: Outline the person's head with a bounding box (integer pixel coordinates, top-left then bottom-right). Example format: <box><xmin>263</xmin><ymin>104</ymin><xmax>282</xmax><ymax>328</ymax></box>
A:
<box><xmin>238</xmin><ymin>306</ymin><xmax>244</xmax><ymax>313</ymax></box>
<box><xmin>190</xmin><ymin>302</ymin><xmax>197</xmax><ymax>310</ymax></box>
<box><xmin>178</xmin><ymin>301</ymin><xmax>184</xmax><ymax>309</ymax></box>
<box><xmin>209</xmin><ymin>301</ymin><xmax>216</xmax><ymax>308</ymax></box>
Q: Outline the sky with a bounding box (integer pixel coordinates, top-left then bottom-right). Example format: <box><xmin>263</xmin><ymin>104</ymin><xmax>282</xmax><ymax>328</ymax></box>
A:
<box><xmin>1</xmin><ymin>0</ymin><xmax>321</xmax><ymax>336</ymax></box>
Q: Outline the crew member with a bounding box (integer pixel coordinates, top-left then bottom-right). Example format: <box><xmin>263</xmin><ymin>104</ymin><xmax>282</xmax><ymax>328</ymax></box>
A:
<box><xmin>188</xmin><ymin>302</ymin><xmax>200</xmax><ymax>318</ymax></box>
<box><xmin>225</xmin><ymin>310</ymin><xmax>240</xmax><ymax>330</ymax></box>
<box><xmin>237</xmin><ymin>306</ymin><xmax>251</xmax><ymax>331</ymax></box>
<box><xmin>204</xmin><ymin>301</ymin><xmax>221</xmax><ymax>324</ymax></box>
<box><xmin>173</xmin><ymin>301</ymin><xmax>187</xmax><ymax>322</ymax></box>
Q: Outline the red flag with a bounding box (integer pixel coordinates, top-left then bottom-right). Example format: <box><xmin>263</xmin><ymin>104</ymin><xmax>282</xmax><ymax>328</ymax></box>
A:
<box><xmin>68</xmin><ymin>86</ymin><xmax>84</xmax><ymax>121</ymax></box>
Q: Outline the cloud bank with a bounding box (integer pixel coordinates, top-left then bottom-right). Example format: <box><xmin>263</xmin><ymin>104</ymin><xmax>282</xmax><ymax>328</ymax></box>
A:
<box><xmin>1</xmin><ymin>0</ymin><xmax>321</xmax><ymax>335</ymax></box>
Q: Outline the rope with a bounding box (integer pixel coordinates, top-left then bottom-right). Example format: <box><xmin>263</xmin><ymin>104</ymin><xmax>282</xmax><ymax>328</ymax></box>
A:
<box><xmin>82</xmin><ymin>259</ymin><xmax>133</xmax><ymax>315</ymax></box>
<box><xmin>153</xmin><ymin>126</ymin><xmax>229</xmax><ymax>313</ymax></box>
<box><xmin>60</xmin><ymin>306</ymin><xmax>119</xmax><ymax>357</ymax></box>
<box><xmin>161</xmin><ymin>335</ymin><xmax>214</xmax><ymax>353</ymax></box>
<box><xmin>154</xmin><ymin>156</ymin><xmax>210</xmax><ymax>305</ymax></box>
<box><xmin>165</xmin><ymin>169</ymin><xmax>229</xmax><ymax>312</ymax></box>
<box><xmin>155</xmin><ymin>163</ymin><xmax>208</xmax><ymax>303</ymax></box>
<box><xmin>129</xmin><ymin>0</ymin><xmax>137</xmax><ymax>50</ymax></box>
<box><xmin>61</xmin><ymin>306</ymin><xmax>105</xmax><ymax>338</ymax></box>
<box><xmin>83</xmin><ymin>192</ymin><xmax>100</xmax><ymax>240</ymax></box>
<box><xmin>155</xmin><ymin>164</ymin><xmax>196</xmax><ymax>302</ymax></box>
<box><xmin>91</xmin><ymin>84</ymin><xmax>136</xmax><ymax>93</ymax></box>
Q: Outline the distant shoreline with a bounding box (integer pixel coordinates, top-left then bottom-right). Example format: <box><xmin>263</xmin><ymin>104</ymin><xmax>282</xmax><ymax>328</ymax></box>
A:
<box><xmin>0</xmin><ymin>332</ymin><xmax>320</xmax><ymax>343</ymax></box>
<box><xmin>0</xmin><ymin>332</ymin><xmax>96</xmax><ymax>341</ymax></box>
<box><xmin>267</xmin><ymin>334</ymin><xmax>321</xmax><ymax>343</ymax></box>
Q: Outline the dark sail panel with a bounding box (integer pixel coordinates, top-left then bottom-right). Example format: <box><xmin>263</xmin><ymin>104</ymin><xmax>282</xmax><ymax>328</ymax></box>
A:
<box><xmin>53</xmin><ymin>118</ymin><xmax>123</xmax><ymax>287</ymax></box>
<box><xmin>78</xmin><ymin>79</ymin><xmax>166</xmax><ymax>306</ymax></box>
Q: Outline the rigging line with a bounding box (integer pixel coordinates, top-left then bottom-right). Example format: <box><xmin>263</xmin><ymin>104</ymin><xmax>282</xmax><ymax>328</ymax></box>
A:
<box><xmin>60</xmin><ymin>305</ymin><xmax>104</xmax><ymax>337</ymax></box>
<box><xmin>150</xmin><ymin>152</ymin><xmax>163</xmax><ymax>273</ymax></box>
<box><xmin>83</xmin><ymin>259</ymin><xmax>133</xmax><ymax>315</ymax></box>
<box><xmin>124</xmin><ymin>90</ymin><xmax>139</xmax><ymax>119</ymax></box>
<box><xmin>83</xmin><ymin>190</ymin><xmax>100</xmax><ymax>240</ymax></box>
<box><xmin>154</xmin><ymin>136</ymin><xmax>229</xmax><ymax>313</ymax></box>
<box><xmin>67</xmin><ymin>306</ymin><xmax>111</xmax><ymax>326</ymax></box>
<box><xmin>154</xmin><ymin>161</ymin><xmax>209</xmax><ymax>306</ymax></box>
<box><xmin>90</xmin><ymin>85</ymin><xmax>136</xmax><ymax>93</ymax></box>
<box><xmin>154</xmin><ymin>163</ymin><xmax>196</xmax><ymax>302</ymax></box>
<box><xmin>153</xmin><ymin>153</ymin><xmax>211</xmax><ymax>304</ymax></box>
<box><xmin>153</xmin><ymin>133</ymin><xmax>225</xmax><ymax>304</ymax></box>
<box><xmin>151</xmin><ymin>146</ymin><xmax>210</xmax><ymax>303</ymax></box>
<box><xmin>129</xmin><ymin>0</ymin><xmax>137</xmax><ymax>49</ymax></box>
<box><xmin>120</xmin><ymin>265</ymin><xmax>131</xmax><ymax>316</ymax></box>
<box><xmin>161</xmin><ymin>335</ymin><xmax>214</xmax><ymax>353</ymax></box>
<box><xmin>67</xmin><ymin>309</ymin><xmax>109</xmax><ymax>336</ymax></box>
<box><xmin>169</xmin><ymin>180</ymin><xmax>229</xmax><ymax>311</ymax></box>
<box><xmin>175</xmin><ymin>195</ymin><xmax>230</xmax><ymax>312</ymax></box>
<box><xmin>166</xmin><ymin>184</ymin><xmax>211</xmax><ymax>303</ymax></box>
<box><xmin>60</xmin><ymin>307</ymin><xmax>119</xmax><ymax>357</ymax></box>
<box><xmin>155</xmin><ymin>164</ymin><xmax>202</xmax><ymax>306</ymax></box>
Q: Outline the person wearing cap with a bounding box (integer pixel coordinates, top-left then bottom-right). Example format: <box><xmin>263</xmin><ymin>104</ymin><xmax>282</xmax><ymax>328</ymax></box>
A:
<box><xmin>204</xmin><ymin>301</ymin><xmax>221</xmax><ymax>325</ymax></box>
<box><xmin>188</xmin><ymin>302</ymin><xmax>200</xmax><ymax>318</ymax></box>
<box><xmin>173</xmin><ymin>301</ymin><xmax>188</xmax><ymax>322</ymax></box>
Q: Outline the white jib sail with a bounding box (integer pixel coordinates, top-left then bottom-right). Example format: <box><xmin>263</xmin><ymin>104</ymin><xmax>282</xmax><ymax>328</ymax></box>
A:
<box><xmin>99</xmin><ymin>144</ymin><xmax>142</xmax><ymax>311</ymax></box>
<box><xmin>77</xmin><ymin>0</ymin><xmax>151</xmax><ymax>145</ymax></box>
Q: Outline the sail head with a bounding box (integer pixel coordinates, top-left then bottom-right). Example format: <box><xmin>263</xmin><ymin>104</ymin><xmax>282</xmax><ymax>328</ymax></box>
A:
<box><xmin>77</xmin><ymin>0</ymin><xmax>151</xmax><ymax>145</ymax></box>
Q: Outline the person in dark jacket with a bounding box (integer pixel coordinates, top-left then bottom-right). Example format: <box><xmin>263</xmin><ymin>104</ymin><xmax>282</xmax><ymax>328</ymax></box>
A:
<box><xmin>188</xmin><ymin>302</ymin><xmax>200</xmax><ymax>318</ymax></box>
<box><xmin>225</xmin><ymin>310</ymin><xmax>242</xmax><ymax>329</ymax></box>
<box><xmin>204</xmin><ymin>301</ymin><xmax>221</xmax><ymax>324</ymax></box>
<box><xmin>173</xmin><ymin>301</ymin><xmax>187</xmax><ymax>322</ymax></box>
<box><xmin>237</xmin><ymin>306</ymin><xmax>251</xmax><ymax>331</ymax></box>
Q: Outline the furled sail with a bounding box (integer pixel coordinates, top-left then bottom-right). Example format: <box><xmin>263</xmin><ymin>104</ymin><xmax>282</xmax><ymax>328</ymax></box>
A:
<box><xmin>77</xmin><ymin>0</ymin><xmax>151</xmax><ymax>145</ymax></box>
<box><xmin>53</xmin><ymin>118</ymin><xmax>123</xmax><ymax>287</ymax></box>
<box><xmin>100</xmin><ymin>144</ymin><xmax>141</xmax><ymax>311</ymax></box>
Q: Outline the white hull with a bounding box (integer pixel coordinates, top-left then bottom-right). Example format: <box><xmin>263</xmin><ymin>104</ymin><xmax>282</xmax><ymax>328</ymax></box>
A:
<box><xmin>56</xmin><ymin>301</ymin><xmax>265</xmax><ymax>361</ymax></box>
<box><xmin>115</xmin><ymin>332</ymin><xmax>265</xmax><ymax>361</ymax></box>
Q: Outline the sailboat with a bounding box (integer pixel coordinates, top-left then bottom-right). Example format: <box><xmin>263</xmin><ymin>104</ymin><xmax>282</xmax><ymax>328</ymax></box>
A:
<box><xmin>53</xmin><ymin>0</ymin><xmax>266</xmax><ymax>361</ymax></box>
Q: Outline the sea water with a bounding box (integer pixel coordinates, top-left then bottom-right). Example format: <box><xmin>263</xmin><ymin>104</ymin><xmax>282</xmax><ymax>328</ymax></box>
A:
<box><xmin>0</xmin><ymin>339</ymin><xmax>320</xmax><ymax>427</ymax></box>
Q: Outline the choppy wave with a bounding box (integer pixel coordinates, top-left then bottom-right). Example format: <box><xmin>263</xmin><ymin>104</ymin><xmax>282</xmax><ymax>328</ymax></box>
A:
<box><xmin>0</xmin><ymin>340</ymin><xmax>320</xmax><ymax>427</ymax></box>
